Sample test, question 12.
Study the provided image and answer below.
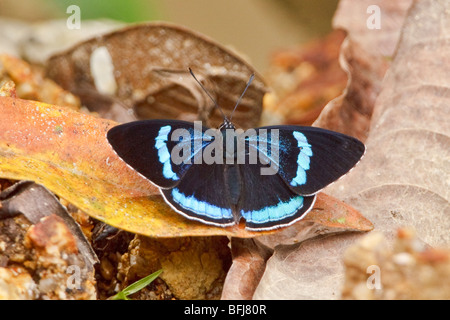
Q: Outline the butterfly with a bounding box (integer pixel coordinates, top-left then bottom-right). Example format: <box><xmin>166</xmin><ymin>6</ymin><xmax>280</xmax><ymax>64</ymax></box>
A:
<box><xmin>107</xmin><ymin>69</ymin><xmax>365</xmax><ymax>231</ymax></box>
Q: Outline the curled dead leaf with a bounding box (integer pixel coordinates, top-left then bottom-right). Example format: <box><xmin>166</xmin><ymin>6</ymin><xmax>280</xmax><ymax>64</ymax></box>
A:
<box><xmin>248</xmin><ymin>0</ymin><xmax>450</xmax><ymax>300</ymax></box>
<box><xmin>326</xmin><ymin>0</ymin><xmax>450</xmax><ymax>247</ymax></box>
<box><xmin>313</xmin><ymin>0</ymin><xmax>413</xmax><ymax>141</ymax></box>
<box><xmin>46</xmin><ymin>22</ymin><xmax>267</xmax><ymax>129</ymax></box>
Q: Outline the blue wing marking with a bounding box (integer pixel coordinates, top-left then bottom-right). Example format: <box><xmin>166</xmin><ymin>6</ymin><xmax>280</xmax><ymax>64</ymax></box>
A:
<box><xmin>241</xmin><ymin>196</ymin><xmax>304</xmax><ymax>224</ymax></box>
<box><xmin>171</xmin><ymin>188</ymin><xmax>233</xmax><ymax>220</ymax></box>
<box><xmin>290</xmin><ymin>131</ymin><xmax>313</xmax><ymax>187</ymax></box>
<box><xmin>155</xmin><ymin>125</ymin><xmax>179</xmax><ymax>181</ymax></box>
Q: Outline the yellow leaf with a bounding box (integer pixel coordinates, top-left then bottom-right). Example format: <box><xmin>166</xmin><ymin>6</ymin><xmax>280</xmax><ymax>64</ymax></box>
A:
<box><xmin>0</xmin><ymin>96</ymin><xmax>372</xmax><ymax>237</ymax></box>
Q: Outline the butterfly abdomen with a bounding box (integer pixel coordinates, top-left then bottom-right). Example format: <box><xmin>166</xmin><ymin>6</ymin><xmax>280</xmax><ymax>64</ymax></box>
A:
<box><xmin>224</xmin><ymin>164</ymin><xmax>241</xmax><ymax>206</ymax></box>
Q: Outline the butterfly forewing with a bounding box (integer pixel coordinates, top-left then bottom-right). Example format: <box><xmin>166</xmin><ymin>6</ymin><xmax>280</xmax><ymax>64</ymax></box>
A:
<box><xmin>247</xmin><ymin>126</ymin><xmax>365</xmax><ymax>196</ymax></box>
<box><xmin>107</xmin><ymin>119</ymin><xmax>212</xmax><ymax>189</ymax></box>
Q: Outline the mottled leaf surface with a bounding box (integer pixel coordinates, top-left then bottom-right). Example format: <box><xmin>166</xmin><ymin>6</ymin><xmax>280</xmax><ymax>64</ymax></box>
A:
<box><xmin>252</xmin><ymin>0</ymin><xmax>449</xmax><ymax>300</ymax></box>
<box><xmin>327</xmin><ymin>0</ymin><xmax>450</xmax><ymax>246</ymax></box>
<box><xmin>314</xmin><ymin>0</ymin><xmax>413</xmax><ymax>141</ymax></box>
<box><xmin>221</xmin><ymin>193</ymin><xmax>373</xmax><ymax>299</ymax></box>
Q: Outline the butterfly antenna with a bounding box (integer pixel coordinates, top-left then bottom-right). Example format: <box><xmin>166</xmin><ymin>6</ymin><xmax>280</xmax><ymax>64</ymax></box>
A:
<box><xmin>188</xmin><ymin>68</ymin><xmax>227</xmax><ymax>120</ymax></box>
<box><xmin>229</xmin><ymin>73</ymin><xmax>255</xmax><ymax>121</ymax></box>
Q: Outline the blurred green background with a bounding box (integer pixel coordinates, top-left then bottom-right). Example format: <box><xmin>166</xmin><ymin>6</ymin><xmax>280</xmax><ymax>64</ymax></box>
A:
<box><xmin>0</xmin><ymin>0</ymin><xmax>339</xmax><ymax>70</ymax></box>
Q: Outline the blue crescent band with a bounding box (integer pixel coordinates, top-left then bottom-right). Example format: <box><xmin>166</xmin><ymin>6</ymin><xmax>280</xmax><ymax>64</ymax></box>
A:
<box><xmin>171</xmin><ymin>188</ymin><xmax>233</xmax><ymax>220</ymax></box>
<box><xmin>240</xmin><ymin>195</ymin><xmax>304</xmax><ymax>224</ymax></box>
<box><xmin>290</xmin><ymin>131</ymin><xmax>312</xmax><ymax>187</ymax></box>
<box><xmin>155</xmin><ymin>125</ymin><xmax>179</xmax><ymax>180</ymax></box>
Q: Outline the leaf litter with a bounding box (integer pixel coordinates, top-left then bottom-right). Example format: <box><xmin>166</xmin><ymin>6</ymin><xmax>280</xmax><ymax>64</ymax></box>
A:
<box><xmin>250</xmin><ymin>0</ymin><xmax>449</xmax><ymax>300</ymax></box>
<box><xmin>3</xmin><ymin>1</ymin><xmax>447</xmax><ymax>299</ymax></box>
<box><xmin>0</xmin><ymin>16</ymin><xmax>374</xmax><ymax>299</ymax></box>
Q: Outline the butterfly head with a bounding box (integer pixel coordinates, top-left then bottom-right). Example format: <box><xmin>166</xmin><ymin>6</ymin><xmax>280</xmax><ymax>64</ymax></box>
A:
<box><xmin>189</xmin><ymin>68</ymin><xmax>255</xmax><ymax>127</ymax></box>
<box><xmin>218</xmin><ymin>118</ymin><xmax>235</xmax><ymax>131</ymax></box>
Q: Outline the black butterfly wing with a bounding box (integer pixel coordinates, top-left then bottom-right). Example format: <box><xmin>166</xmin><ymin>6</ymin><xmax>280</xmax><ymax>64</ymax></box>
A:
<box><xmin>108</xmin><ymin>120</ymin><xmax>364</xmax><ymax>231</ymax></box>
<box><xmin>160</xmin><ymin>162</ymin><xmax>236</xmax><ymax>227</ymax></box>
<box><xmin>247</xmin><ymin>126</ymin><xmax>365</xmax><ymax>196</ymax></box>
<box><xmin>107</xmin><ymin>119</ymin><xmax>212</xmax><ymax>189</ymax></box>
<box><xmin>236</xmin><ymin>160</ymin><xmax>316</xmax><ymax>231</ymax></box>
<box><xmin>108</xmin><ymin>119</ymin><xmax>235</xmax><ymax>226</ymax></box>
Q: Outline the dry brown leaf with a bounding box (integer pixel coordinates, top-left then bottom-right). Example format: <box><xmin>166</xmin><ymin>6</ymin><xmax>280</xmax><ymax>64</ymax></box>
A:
<box><xmin>253</xmin><ymin>233</ymin><xmax>361</xmax><ymax>299</ymax></box>
<box><xmin>252</xmin><ymin>0</ymin><xmax>449</xmax><ymax>300</ymax></box>
<box><xmin>327</xmin><ymin>0</ymin><xmax>450</xmax><ymax>246</ymax></box>
<box><xmin>314</xmin><ymin>0</ymin><xmax>413</xmax><ymax>141</ymax></box>
<box><xmin>254</xmin><ymin>193</ymin><xmax>373</xmax><ymax>250</ymax></box>
<box><xmin>221</xmin><ymin>193</ymin><xmax>373</xmax><ymax>299</ymax></box>
<box><xmin>221</xmin><ymin>238</ymin><xmax>272</xmax><ymax>300</ymax></box>
<box><xmin>46</xmin><ymin>22</ymin><xmax>267</xmax><ymax>129</ymax></box>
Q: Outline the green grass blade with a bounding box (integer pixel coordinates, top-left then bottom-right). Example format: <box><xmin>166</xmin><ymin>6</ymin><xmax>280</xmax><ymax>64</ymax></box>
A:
<box><xmin>110</xmin><ymin>269</ymin><xmax>163</xmax><ymax>300</ymax></box>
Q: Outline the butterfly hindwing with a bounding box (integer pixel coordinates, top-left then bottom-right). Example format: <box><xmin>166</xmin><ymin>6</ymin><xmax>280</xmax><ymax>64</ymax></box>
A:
<box><xmin>107</xmin><ymin>119</ymin><xmax>212</xmax><ymax>189</ymax></box>
<box><xmin>160</xmin><ymin>162</ymin><xmax>236</xmax><ymax>227</ymax></box>
<box><xmin>237</xmin><ymin>160</ymin><xmax>316</xmax><ymax>231</ymax></box>
<box><xmin>247</xmin><ymin>126</ymin><xmax>365</xmax><ymax>196</ymax></box>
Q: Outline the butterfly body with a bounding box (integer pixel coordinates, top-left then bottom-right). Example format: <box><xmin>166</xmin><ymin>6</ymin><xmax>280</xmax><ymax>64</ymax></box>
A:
<box><xmin>107</xmin><ymin>118</ymin><xmax>365</xmax><ymax>231</ymax></box>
